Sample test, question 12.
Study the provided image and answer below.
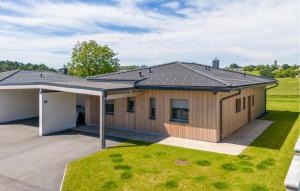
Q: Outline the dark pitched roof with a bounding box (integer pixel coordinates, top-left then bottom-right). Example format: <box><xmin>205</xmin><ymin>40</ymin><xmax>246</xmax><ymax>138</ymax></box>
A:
<box><xmin>0</xmin><ymin>70</ymin><xmax>84</xmax><ymax>85</ymax></box>
<box><xmin>87</xmin><ymin>61</ymin><xmax>277</xmax><ymax>91</ymax></box>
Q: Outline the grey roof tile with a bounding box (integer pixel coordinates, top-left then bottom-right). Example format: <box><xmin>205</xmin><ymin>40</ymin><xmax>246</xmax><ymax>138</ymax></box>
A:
<box><xmin>0</xmin><ymin>70</ymin><xmax>84</xmax><ymax>85</ymax></box>
<box><xmin>88</xmin><ymin>61</ymin><xmax>276</xmax><ymax>90</ymax></box>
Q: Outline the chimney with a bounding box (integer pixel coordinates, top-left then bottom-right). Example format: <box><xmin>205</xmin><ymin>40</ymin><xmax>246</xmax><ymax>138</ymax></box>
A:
<box><xmin>148</xmin><ymin>68</ymin><xmax>152</xmax><ymax>73</ymax></box>
<box><xmin>40</xmin><ymin>73</ymin><xmax>43</xmax><ymax>78</ymax></box>
<box><xmin>139</xmin><ymin>71</ymin><xmax>143</xmax><ymax>77</ymax></box>
<box><xmin>212</xmin><ymin>58</ymin><xmax>220</xmax><ymax>68</ymax></box>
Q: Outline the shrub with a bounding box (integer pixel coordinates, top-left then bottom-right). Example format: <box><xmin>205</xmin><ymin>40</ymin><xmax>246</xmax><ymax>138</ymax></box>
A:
<box><xmin>165</xmin><ymin>180</ymin><xmax>178</xmax><ymax>189</ymax></box>
<box><xmin>120</xmin><ymin>172</ymin><xmax>133</xmax><ymax>179</ymax></box>
<box><xmin>251</xmin><ymin>184</ymin><xmax>268</xmax><ymax>191</ymax></box>
<box><xmin>109</xmin><ymin>153</ymin><xmax>122</xmax><ymax>158</ymax></box>
<box><xmin>114</xmin><ymin>164</ymin><xmax>132</xmax><ymax>170</ymax></box>
<box><xmin>111</xmin><ymin>158</ymin><xmax>124</xmax><ymax>163</ymax></box>
<box><xmin>196</xmin><ymin>160</ymin><xmax>211</xmax><ymax>166</ymax></box>
<box><xmin>213</xmin><ymin>181</ymin><xmax>230</xmax><ymax>189</ymax></box>
<box><xmin>102</xmin><ymin>180</ymin><xmax>118</xmax><ymax>190</ymax></box>
<box><xmin>221</xmin><ymin>163</ymin><xmax>239</xmax><ymax>171</ymax></box>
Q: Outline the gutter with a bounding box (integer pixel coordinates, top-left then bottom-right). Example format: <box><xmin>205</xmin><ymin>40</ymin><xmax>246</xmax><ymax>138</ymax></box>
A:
<box><xmin>219</xmin><ymin>89</ymin><xmax>241</xmax><ymax>142</ymax></box>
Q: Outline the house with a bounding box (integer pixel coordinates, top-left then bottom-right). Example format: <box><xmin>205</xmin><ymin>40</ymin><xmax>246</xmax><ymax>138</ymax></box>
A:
<box><xmin>0</xmin><ymin>61</ymin><xmax>277</xmax><ymax>148</ymax></box>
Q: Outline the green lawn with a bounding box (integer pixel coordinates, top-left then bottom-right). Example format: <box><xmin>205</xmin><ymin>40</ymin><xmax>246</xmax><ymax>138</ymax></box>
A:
<box><xmin>63</xmin><ymin>78</ymin><xmax>299</xmax><ymax>191</ymax></box>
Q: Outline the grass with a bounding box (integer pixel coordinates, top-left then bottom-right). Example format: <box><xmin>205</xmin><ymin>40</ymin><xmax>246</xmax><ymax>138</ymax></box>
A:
<box><xmin>63</xmin><ymin>78</ymin><xmax>299</xmax><ymax>191</ymax></box>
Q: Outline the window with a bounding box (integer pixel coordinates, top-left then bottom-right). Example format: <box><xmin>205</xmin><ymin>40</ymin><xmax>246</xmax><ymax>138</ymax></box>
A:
<box><xmin>170</xmin><ymin>99</ymin><xmax>189</xmax><ymax>123</ymax></box>
<box><xmin>243</xmin><ymin>97</ymin><xmax>246</xmax><ymax>110</ymax></box>
<box><xmin>127</xmin><ymin>97</ymin><xmax>135</xmax><ymax>112</ymax></box>
<box><xmin>105</xmin><ymin>100</ymin><xmax>114</xmax><ymax>115</ymax></box>
<box><xmin>236</xmin><ymin>98</ymin><xmax>241</xmax><ymax>113</ymax></box>
<box><xmin>252</xmin><ymin>94</ymin><xmax>254</xmax><ymax>106</ymax></box>
<box><xmin>149</xmin><ymin>97</ymin><xmax>156</xmax><ymax>119</ymax></box>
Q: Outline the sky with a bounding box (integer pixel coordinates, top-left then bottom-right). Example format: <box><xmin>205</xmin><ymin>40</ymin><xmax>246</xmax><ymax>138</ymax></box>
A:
<box><xmin>0</xmin><ymin>0</ymin><xmax>298</xmax><ymax>69</ymax></box>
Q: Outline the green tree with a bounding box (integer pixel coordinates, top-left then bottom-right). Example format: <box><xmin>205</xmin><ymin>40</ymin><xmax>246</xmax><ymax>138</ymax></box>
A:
<box><xmin>243</xmin><ymin>65</ymin><xmax>255</xmax><ymax>71</ymax></box>
<box><xmin>259</xmin><ymin>67</ymin><xmax>274</xmax><ymax>77</ymax></box>
<box><xmin>281</xmin><ymin>64</ymin><xmax>289</xmax><ymax>70</ymax></box>
<box><xmin>255</xmin><ymin>64</ymin><xmax>266</xmax><ymax>71</ymax></box>
<box><xmin>229</xmin><ymin>63</ymin><xmax>240</xmax><ymax>69</ymax></box>
<box><xmin>67</xmin><ymin>40</ymin><xmax>120</xmax><ymax>77</ymax></box>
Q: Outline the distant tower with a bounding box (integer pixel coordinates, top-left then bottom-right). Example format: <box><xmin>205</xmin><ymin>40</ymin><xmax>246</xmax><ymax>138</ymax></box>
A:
<box><xmin>212</xmin><ymin>58</ymin><xmax>220</xmax><ymax>68</ymax></box>
<box><xmin>274</xmin><ymin>60</ymin><xmax>278</xmax><ymax>67</ymax></box>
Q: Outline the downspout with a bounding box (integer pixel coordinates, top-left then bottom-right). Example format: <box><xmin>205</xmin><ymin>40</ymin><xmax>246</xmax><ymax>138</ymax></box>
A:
<box><xmin>219</xmin><ymin>89</ymin><xmax>241</xmax><ymax>142</ymax></box>
<box><xmin>264</xmin><ymin>82</ymin><xmax>278</xmax><ymax>114</ymax></box>
<box><xmin>100</xmin><ymin>91</ymin><xmax>107</xmax><ymax>149</ymax></box>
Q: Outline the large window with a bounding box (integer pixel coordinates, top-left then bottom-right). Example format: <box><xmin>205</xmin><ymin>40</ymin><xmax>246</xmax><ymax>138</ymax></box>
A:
<box><xmin>236</xmin><ymin>98</ymin><xmax>241</xmax><ymax>113</ymax></box>
<box><xmin>170</xmin><ymin>99</ymin><xmax>189</xmax><ymax>123</ymax></box>
<box><xmin>127</xmin><ymin>97</ymin><xmax>135</xmax><ymax>112</ymax></box>
<box><xmin>105</xmin><ymin>100</ymin><xmax>114</xmax><ymax>115</ymax></box>
<box><xmin>252</xmin><ymin>94</ymin><xmax>254</xmax><ymax>106</ymax></box>
<box><xmin>149</xmin><ymin>97</ymin><xmax>156</xmax><ymax>119</ymax></box>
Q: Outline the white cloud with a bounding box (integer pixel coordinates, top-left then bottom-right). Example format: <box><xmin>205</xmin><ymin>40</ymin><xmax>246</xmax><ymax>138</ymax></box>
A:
<box><xmin>0</xmin><ymin>0</ymin><xmax>298</xmax><ymax>68</ymax></box>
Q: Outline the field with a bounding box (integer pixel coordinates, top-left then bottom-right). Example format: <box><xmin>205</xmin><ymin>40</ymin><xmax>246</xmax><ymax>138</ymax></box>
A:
<box><xmin>63</xmin><ymin>78</ymin><xmax>299</xmax><ymax>191</ymax></box>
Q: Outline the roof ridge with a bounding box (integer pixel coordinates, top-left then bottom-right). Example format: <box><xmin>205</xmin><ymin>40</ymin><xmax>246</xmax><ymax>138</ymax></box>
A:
<box><xmin>87</xmin><ymin>61</ymin><xmax>178</xmax><ymax>79</ymax></box>
<box><xmin>177</xmin><ymin>63</ymin><xmax>232</xmax><ymax>86</ymax></box>
<box><xmin>0</xmin><ymin>70</ymin><xmax>20</xmax><ymax>82</ymax></box>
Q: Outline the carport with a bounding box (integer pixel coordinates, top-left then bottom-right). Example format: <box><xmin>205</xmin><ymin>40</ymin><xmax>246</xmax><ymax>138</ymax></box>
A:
<box><xmin>0</xmin><ymin>79</ymin><xmax>134</xmax><ymax>149</ymax></box>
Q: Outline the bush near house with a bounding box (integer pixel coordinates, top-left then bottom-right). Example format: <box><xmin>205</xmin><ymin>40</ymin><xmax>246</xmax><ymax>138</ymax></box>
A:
<box><xmin>63</xmin><ymin>78</ymin><xmax>299</xmax><ymax>191</ymax></box>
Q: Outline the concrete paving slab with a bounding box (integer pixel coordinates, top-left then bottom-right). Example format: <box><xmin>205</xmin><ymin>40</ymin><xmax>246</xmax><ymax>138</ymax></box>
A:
<box><xmin>106</xmin><ymin>119</ymin><xmax>273</xmax><ymax>155</ymax></box>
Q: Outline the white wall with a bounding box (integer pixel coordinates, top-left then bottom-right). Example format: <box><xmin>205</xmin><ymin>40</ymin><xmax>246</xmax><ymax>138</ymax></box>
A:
<box><xmin>40</xmin><ymin>92</ymin><xmax>76</xmax><ymax>135</ymax></box>
<box><xmin>0</xmin><ymin>89</ymin><xmax>39</xmax><ymax>123</ymax></box>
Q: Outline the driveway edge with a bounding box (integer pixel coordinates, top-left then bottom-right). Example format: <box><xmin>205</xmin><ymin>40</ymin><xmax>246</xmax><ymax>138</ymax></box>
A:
<box><xmin>59</xmin><ymin>164</ymin><xmax>68</xmax><ymax>191</ymax></box>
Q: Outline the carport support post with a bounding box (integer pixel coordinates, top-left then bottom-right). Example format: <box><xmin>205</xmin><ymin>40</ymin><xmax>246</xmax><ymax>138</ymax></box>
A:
<box><xmin>99</xmin><ymin>93</ymin><xmax>106</xmax><ymax>149</ymax></box>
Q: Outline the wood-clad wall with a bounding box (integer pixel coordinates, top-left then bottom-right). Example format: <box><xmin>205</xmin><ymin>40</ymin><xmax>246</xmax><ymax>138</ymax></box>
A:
<box><xmin>86</xmin><ymin>90</ymin><xmax>220</xmax><ymax>142</ymax></box>
<box><xmin>85</xmin><ymin>86</ymin><xmax>266</xmax><ymax>142</ymax></box>
<box><xmin>219</xmin><ymin>86</ymin><xmax>266</xmax><ymax>138</ymax></box>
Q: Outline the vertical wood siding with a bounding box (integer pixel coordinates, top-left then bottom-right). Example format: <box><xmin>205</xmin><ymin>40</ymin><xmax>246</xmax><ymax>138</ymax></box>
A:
<box><xmin>219</xmin><ymin>86</ymin><xmax>266</xmax><ymax>138</ymax></box>
<box><xmin>85</xmin><ymin>86</ymin><xmax>266</xmax><ymax>142</ymax></box>
<box><xmin>85</xmin><ymin>90</ymin><xmax>219</xmax><ymax>142</ymax></box>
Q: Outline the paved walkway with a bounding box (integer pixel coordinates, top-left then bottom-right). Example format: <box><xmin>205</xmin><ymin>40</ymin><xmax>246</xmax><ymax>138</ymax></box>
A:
<box><xmin>0</xmin><ymin>120</ymin><xmax>120</xmax><ymax>191</ymax></box>
<box><xmin>76</xmin><ymin>119</ymin><xmax>272</xmax><ymax>155</ymax></box>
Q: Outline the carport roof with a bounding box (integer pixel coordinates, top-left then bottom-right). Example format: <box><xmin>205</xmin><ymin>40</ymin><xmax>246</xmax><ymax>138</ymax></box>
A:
<box><xmin>0</xmin><ymin>70</ymin><xmax>134</xmax><ymax>91</ymax></box>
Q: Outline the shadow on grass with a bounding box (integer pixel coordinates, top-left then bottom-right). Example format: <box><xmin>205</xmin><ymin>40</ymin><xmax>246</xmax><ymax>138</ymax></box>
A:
<box><xmin>251</xmin><ymin>110</ymin><xmax>299</xmax><ymax>150</ymax></box>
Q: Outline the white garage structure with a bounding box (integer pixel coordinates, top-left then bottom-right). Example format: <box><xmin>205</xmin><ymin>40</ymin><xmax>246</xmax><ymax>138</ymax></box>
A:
<box><xmin>0</xmin><ymin>70</ymin><xmax>134</xmax><ymax>149</ymax></box>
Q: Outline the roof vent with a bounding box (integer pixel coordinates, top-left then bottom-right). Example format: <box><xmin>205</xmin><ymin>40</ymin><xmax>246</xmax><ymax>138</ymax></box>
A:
<box><xmin>243</xmin><ymin>72</ymin><xmax>246</xmax><ymax>77</ymax></box>
<box><xmin>40</xmin><ymin>73</ymin><xmax>43</xmax><ymax>78</ymax></box>
<box><xmin>139</xmin><ymin>71</ymin><xmax>143</xmax><ymax>77</ymax></box>
<box><xmin>212</xmin><ymin>58</ymin><xmax>219</xmax><ymax>68</ymax></box>
<box><xmin>148</xmin><ymin>68</ymin><xmax>152</xmax><ymax>73</ymax></box>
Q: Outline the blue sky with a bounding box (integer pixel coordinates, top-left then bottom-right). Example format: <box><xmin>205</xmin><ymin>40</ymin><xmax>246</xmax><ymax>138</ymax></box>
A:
<box><xmin>0</xmin><ymin>0</ymin><xmax>298</xmax><ymax>68</ymax></box>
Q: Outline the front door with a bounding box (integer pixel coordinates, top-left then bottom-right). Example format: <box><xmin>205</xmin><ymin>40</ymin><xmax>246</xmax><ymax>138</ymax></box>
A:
<box><xmin>248</xmin><ymin>96</ymin><xmax>251</xmax><ymax>122</ymax></box>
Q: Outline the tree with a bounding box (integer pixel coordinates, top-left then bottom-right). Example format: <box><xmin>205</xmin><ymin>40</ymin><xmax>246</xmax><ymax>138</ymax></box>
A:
<box><xmin>67</xmin><ymin>40</ymin><xmax>120</xmax><ymax>77</ymax></box>
<box><xmin>229</xmin><ymin>63</ymin><xmax>240</xmax><ymax>69</ymax></box>
<box><xmin>255</xmin><ymin>64</ymin><xmax>266</xmax><ymax>71</ymax></box>
<box><xmin>282</xmin><ymin>64</ymin><xmax>289</xmax><ymax>70</ymax></box>
<box><xmin>243</xmin><ymin>65</ymin><xmax>255</xmax><ymax>71</ymax></box>
<box><xmin>259</xmin><ymin>67</ymin><xmax>274</xmax><ymax>77</ymax></box>
<box><xmin>0</xmin><ymin>60</ymin><xmax>56</xmax><ymax>72</ymax></box>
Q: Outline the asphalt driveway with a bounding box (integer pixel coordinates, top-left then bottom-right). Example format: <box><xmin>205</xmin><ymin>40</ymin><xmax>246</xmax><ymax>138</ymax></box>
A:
<box><xmin>0</xmin><ymin>119</ymin><xmax>120</xmax><ymax>191</ymax></box>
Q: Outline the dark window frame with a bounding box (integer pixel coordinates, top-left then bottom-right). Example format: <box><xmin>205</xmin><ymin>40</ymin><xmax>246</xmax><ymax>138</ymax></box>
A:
<box><xmin>127</xmin><ymin>97</ymin><xmax>135</xmax><ymax>113</ymax></box>
<box><xmin>149</xmin><ymin>97</ymin><xmax>156</xmax><ymax>120</ymax></box>
<box><xmin>252</xmin><ymin>94</ymin><xmax>254</xmax><ymax>106</ymax></box>
<box><xmin>236</xmin><ymin>98</ymin><xmax>241</xmax><ymax>113</ymax></box>
<box><xmin>243</xmin><ymin>97</ymin><xmax>246</xmax><ymax>110</ymax></box>
<box><xmin>105</xmin><ymin>100</ymin><xmax>114</xmax><ymax>115</ymax></box>
<box><xmin>170</xmin><ymin>99</ymin><xmax>189</xmax><ymax>123</ymax></box>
